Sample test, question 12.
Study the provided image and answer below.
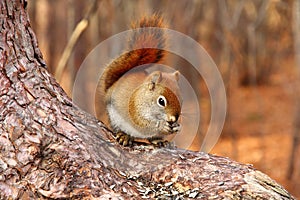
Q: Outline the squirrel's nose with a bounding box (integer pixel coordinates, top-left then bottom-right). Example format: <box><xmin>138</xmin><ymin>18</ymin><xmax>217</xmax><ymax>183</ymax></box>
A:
<box><xmin>167</xmin><ymin>114</ymin><xmax>179</xmax><ymax>123</ymax></box>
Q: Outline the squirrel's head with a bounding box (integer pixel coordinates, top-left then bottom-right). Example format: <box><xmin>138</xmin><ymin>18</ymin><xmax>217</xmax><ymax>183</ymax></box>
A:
<box><xmin>129</xmin><ymin>71</ymin><xmax>181</xmax><ymax>132</ymax></box>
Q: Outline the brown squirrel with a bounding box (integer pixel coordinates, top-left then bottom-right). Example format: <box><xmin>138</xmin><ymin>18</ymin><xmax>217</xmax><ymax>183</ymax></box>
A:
<box><xmin>95</xmin><ymin>15</ymin><xmax>181</xmax><ymax>146</ymax></box>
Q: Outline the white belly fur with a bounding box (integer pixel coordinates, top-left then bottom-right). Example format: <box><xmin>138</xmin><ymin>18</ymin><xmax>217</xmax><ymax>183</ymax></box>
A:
<box><xmin>107</xmin><ymin>104</ymin><xmax>149</xmax><ymax>138</ymax></box>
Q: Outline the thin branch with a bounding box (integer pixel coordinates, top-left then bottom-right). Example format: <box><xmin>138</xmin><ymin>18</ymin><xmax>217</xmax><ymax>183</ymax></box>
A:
<box><xmin>54</xmin><ymin>0</ymin><xmax>98</xmax><ymax>82</ymax></box>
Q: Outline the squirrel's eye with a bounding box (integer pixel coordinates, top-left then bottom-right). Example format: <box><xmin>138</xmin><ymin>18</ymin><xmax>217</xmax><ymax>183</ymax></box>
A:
<box><xmin>157</xmin><ymin>95</ymin><xmax>167</xmax><ymax>107</ymax></box>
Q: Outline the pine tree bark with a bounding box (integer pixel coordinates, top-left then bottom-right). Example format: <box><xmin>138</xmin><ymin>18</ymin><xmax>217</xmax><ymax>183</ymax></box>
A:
<box><xmin>0</xmin><ymin>0</ymin><xmax>295</xmax><ymax>199</ymax></box>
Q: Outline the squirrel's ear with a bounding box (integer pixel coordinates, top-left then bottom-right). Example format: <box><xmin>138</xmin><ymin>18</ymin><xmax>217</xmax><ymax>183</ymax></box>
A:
<box><xmin>173</xmin><ymin>71</ymin><xmax>180</xmax><ymax>82</ymax></box>
<box><xmin>148</xmin><ymin>71</ymin><xmax>162</xmax><ymax>90</ymax></box>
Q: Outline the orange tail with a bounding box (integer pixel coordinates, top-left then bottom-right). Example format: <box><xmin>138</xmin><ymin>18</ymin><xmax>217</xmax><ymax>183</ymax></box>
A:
<box><xmin>101</xmin><ymin>14</ymin><xmax>167</xmax><ymax>93</ymax></box>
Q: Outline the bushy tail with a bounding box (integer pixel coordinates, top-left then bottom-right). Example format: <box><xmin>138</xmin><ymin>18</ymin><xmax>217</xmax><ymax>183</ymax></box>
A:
<box><xmin>101</xmin><ymin>14</ymin><xmax>167</xmax><ymax>92</ymax></box>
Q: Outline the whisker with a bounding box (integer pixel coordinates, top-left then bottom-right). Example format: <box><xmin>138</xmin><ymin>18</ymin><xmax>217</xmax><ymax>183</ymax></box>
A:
<box><xmin>180</xmin><ymin>111</ymin><xmax>199</xmax><ymax>118</ymax></box>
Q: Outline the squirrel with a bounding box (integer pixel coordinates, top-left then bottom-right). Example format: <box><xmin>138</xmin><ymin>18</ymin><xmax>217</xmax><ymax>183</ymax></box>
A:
<box><xmin>95</xmin><ymin>15</ymin><xmax>182</xmax><ymax>146</ymax></box>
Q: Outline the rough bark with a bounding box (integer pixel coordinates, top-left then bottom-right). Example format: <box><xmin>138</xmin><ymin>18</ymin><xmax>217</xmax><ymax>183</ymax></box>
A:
<box><xmin>0</xmin><ymin>0</ymin><xmax>295</xmax><ymax>199</ymax></box>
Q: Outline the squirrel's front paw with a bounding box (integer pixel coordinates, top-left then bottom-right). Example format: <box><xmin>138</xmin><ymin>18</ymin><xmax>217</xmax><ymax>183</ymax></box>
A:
<box><xmin>163</xmin><ymin>122</ymin><xmax>181</xmax><ymax>134</ymax></box>
<box><xmin>115</xmin><ymin>132</ymin><xmax>133</xmax><ymax>146</ymax></box>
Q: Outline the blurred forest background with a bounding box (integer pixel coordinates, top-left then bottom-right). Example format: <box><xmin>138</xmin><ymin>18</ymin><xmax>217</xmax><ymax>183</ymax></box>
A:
<box><xmin>27</xmin><ymin>0</ymin><xmax>299</xmax><ymax>198</ymax></box>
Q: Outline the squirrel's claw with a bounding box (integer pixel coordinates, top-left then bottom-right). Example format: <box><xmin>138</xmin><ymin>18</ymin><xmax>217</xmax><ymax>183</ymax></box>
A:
<box><xmin>148</xmin><ymin>138</ymin><xmax>170</xmax><ymax>147</ymax></box>
<box><xmin>116</xmin><ymin>132</ymin><xmax>133</xmax><ymax>146</ymax></box>
<box><xmin>171</xmin><ymin>123</ymin><xmax>181</xmax><ymax>132</ymax></box>
<box><xmin>163</xmin><ymin>122</ymin><xmax>181</xmax><ymax>134</ymax></box>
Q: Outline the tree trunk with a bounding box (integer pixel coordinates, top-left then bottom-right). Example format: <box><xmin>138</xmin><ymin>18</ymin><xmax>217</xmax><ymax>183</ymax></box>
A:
<box><xmin>0</xmin><ymin>0</ymin><xmax>295</xmax><ymax>199</ymax></box>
